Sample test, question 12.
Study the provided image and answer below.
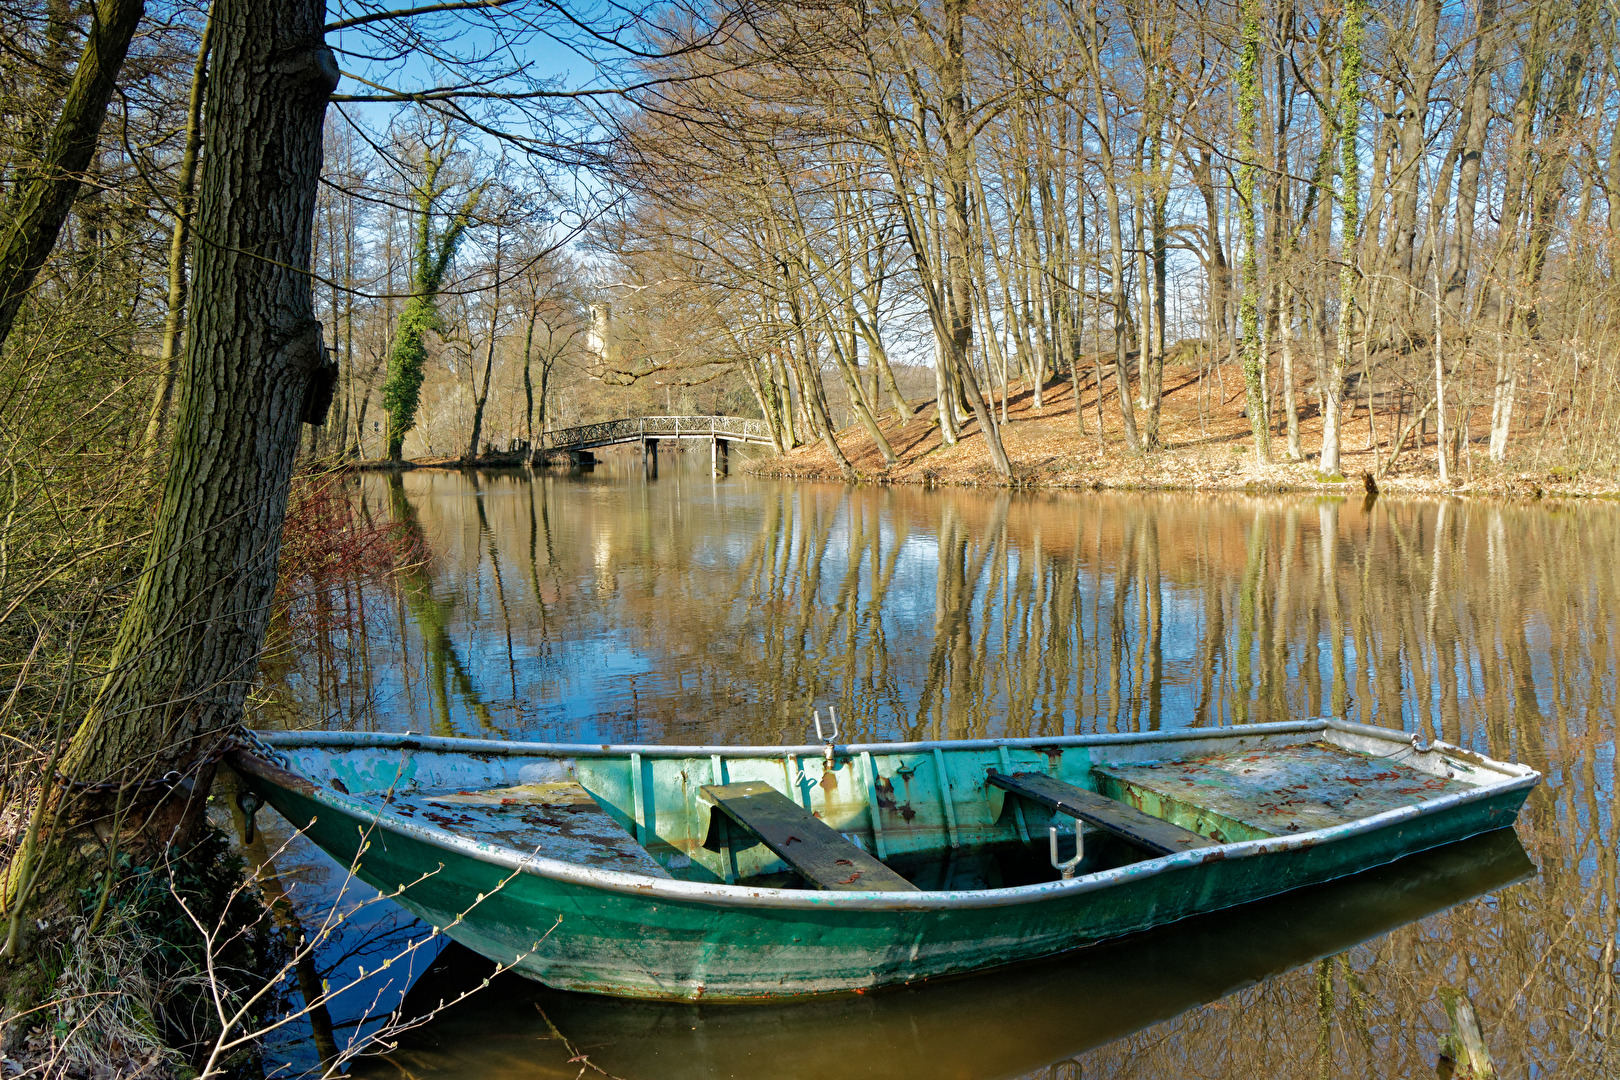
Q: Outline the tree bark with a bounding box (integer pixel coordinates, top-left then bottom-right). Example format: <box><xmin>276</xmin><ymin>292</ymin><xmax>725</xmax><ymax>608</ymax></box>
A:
<box><xmin>521</xmin><ymin>303</ymin><xmax>538</xmax><ymax>449</ymax></box>
<box><xmin>938</xmin><ymin>0</ymin><xmax>1012</xmax><ymax>476</ymax></box>
<box><xmin>0</xmin><ymin>0</ymin><xmax>146</xmax><ymax>353</ymax></box>
<box><xmin>1387</xmin><ymin>0</ymin><xmax>1439</xmax><ymax>292</ymax></box>
<box><xmin>56</xmin><ymin>0</ymin><xmax>337</xmax><ymax>800</ymax></box>
<box><xmin>1237</xmin><ymin>0</ymin><xmax>1270</xmax><ymax>462</ymax></box>
<box><xmin>1079</xmin><ymin>11</ymin><xmax>1141</xmax><ymax>453</ymax></box>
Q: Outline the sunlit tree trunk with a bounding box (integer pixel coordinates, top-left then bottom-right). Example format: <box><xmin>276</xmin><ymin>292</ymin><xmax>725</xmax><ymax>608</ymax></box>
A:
<box><xmin>1078</xmin><ymin>13</ymin><xmax>1142</xmax><ymax>453</ymax></box>
<box><xmin>1322</xmin><ymin>0</ymin><xmax>1362</xmax><ymax>477</ymax></box>
<box><xmin>54</xmin><ymin>0</ymin><xmax>337</xmax><ymax>799</ymax></box>
<box><xmin>1444</xmin><ymin>0</ymin><xmax>1498</xmax><ymax>320</ymax></box>
<box><xmin>1280</xmin><ymin>288</ymin><xmax>1302</xmax><ymax>459</ymax></box>
<box><xmin>1237</xmin><ymin>0</ymin><xmax>1270</xmax><ymax>463</ymax></box>
<box><xmin>466</xmin><ymin>224</ymin><xmax>502</xmax><ymax>460</ymax></box>
<box><xmin>939</xmin><ymin>0</ymin><xmax>1012</xmax><ymax>475</ymax></box>
<box><xmin>141</xmin><ymin>10</ymin><xmax>213</xmax><ymax>456</ymax></box>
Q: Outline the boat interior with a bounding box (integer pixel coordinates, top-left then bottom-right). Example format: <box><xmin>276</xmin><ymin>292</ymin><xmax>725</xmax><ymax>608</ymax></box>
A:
<box><xmin>271</xmin><ymin>722</ymin><xmax>1519</xmax><ymax>893</ymax></box>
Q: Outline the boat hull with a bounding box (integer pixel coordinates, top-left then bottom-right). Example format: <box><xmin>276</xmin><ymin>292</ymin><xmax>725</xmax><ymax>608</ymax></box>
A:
<box><xmin>234</xmin><ymin>723</ymin><xmax>1537</xmax><ymax>1001</ymax></box>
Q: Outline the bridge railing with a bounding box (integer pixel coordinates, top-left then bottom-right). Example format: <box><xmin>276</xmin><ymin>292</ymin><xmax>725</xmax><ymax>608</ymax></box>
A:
<box><xmin>540</xmin><ymin>415</ymin><xmax>774</xmax><ymax>451</ymax></box>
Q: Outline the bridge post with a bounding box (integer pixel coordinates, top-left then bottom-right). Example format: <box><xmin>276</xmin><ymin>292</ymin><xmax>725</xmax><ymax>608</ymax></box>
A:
<box><xmin>711</xmin><ymin>436</ymin><xmax>730</xmax><ymax>476</ymax></box>
<box><xmin>643</xmin><ymin>436</ymin><xmax>659</xmax><ymax>478</ymax></box>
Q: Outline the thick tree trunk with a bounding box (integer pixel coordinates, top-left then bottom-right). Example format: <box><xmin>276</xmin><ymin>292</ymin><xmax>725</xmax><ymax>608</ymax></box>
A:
<box><xmin>1387</xmin><ymin>0</ymin><xmax>1439</xmax><ymax>292</ymax></box>
<box><xmin>1080</xmin><ymin>14</ymin><xmax>1141</xmax><ymax>453</ymax></box>
<box><xmin>0</xmin><ymin>0</ymin><xmax>146</xmax><ymax>353</ymax></box>
<box><xmin>57</xmin><ymin>0</ymin><xmax>337</xmax><ymax>799</ymax></box>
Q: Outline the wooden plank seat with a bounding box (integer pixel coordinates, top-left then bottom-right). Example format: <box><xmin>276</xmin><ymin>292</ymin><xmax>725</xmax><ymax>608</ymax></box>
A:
<box><xmin>700</xmin><ymin>780</ymin><xmax>919</xmax><ymax>892</ymax></box>
<box><xmin>987</xmin><ymin>771</ymin><xmax>1218</xmax><ymax>857</ymax></box>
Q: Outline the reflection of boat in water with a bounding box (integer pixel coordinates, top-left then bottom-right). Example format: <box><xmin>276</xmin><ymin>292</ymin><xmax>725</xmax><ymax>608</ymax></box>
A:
<box><xmin>231</xmin><ymin>720</ymin><xmax>1536</xmax><ymax>1000</ymax></box>
<box><xmin>360</xmin><ymin>829</ymin><xmax>1533</xmax><ymax>1080</ymax></box>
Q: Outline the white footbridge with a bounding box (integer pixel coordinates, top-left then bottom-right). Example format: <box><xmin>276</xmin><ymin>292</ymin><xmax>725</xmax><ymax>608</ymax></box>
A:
<box><xmin>538</xmin><ymin>415</ymin><xmax>775</xmax><ymax>469</ymax></box>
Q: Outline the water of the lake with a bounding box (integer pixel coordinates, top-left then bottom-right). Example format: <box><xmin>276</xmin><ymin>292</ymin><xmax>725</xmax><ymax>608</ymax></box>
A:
<box><xmin>241</xmin><ymin>449</ymin><xmax>1615</xmax><ymax>1078</ymax></box>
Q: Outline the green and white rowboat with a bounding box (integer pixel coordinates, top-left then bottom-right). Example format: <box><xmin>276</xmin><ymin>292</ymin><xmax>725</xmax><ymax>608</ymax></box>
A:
<box><xmin>228</xmin><ymin>718</ymin><xmax>1537</xmax><ymax>1002</ymax></box>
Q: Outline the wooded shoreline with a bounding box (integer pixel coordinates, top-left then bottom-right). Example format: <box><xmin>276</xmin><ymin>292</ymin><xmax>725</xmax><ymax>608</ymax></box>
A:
<box><xmin>744</xmin><ymin>369</ymin><xmax>1603</xmax><ymax>500</ymax></box>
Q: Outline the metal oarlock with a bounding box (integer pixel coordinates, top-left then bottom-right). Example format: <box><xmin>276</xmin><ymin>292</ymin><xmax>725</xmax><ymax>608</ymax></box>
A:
<box><xmin>237</xmin><ymin>788</ymin><xmax>264</xmax><ymax>845</ymax></box>
<box><xmin>813</xmin><ymin>706</ymin><xmax>840</xmax><ymax>768</ymax></box>
<box><xmin>1049</xmin><ymin>824</ymin><xmax>1084</xmax><ymax>879</ymax></box>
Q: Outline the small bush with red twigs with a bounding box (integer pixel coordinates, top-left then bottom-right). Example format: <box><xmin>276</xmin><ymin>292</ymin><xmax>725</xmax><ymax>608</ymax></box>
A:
<box><xmin>273</xmin><ymin>472</ymin><xmax>422</xmax><ymax>639</ymax></box>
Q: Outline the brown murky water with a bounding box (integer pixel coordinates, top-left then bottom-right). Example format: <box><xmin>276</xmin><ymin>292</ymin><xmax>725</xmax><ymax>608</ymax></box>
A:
<box><xmin>255</xmin><ymin>451</ymin><xmax>1617</xmax><ymax>1078</ymax></box>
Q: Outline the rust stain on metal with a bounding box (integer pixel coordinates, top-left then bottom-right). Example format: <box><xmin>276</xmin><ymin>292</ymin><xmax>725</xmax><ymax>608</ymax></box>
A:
<box><xmin>225</xmin><ymin>750</ymin><xmax>317</xmax><ymax>798</ymax></box>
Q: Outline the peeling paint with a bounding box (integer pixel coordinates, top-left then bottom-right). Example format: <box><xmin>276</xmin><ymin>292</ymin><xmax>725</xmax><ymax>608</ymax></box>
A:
<box><xmin>234</xmin><ymin>721</ymin><xmax>1538</xmax><ymax>1000</ymax></box>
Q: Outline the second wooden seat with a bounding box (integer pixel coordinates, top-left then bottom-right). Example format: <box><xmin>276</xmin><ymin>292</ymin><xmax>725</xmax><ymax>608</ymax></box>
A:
<box><xmin>701</xmin><ymin>780</ymin><xmax>919</xmax><ymax>892</ymax></box>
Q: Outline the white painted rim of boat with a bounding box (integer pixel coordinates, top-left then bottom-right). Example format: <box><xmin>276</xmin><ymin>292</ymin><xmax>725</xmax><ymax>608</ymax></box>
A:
<box><xmin>245</xmin><ymin>720</ymin><xmax>1540</xmax><ymax>913</ymax></box>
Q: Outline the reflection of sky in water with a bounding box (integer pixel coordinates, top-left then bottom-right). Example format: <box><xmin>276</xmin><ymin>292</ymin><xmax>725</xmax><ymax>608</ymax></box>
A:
<box><xmin>279</xmin><ymin>456</ymin><xmax>1615</xmax><ymax>770</ymax></box>
<box><xmin>257</xmin><ymin>462</ymin><xmax>1619</xmax><ymax>1077</ymax></box>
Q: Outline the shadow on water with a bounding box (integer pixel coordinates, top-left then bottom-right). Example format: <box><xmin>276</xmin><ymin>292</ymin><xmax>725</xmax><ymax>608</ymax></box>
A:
<box><xmin>358</xmin><ymin>831</ymin><xmax>1532</xmax><ymax>1080</ymax></box>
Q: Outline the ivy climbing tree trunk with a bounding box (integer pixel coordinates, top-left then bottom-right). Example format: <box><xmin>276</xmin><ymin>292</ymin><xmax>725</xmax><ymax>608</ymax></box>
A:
<box><xmin>51</xmin><ymin>0</ymin><xmax>338</xmax><ymax>813</ymax></box>
<box><xmin>1322</xmin><ymin>0</ymin><xmax>1362</xmax><ymax>477</ymax></box>
<box><xmin>381</xmin><ymin>147</ymin><xmax>481</xmax><ymax>461</ymax></box>
<box><xmin>1237</xmin><ymin>0</ymin><xmax>1271</xmax><ymax>463</ymax></box>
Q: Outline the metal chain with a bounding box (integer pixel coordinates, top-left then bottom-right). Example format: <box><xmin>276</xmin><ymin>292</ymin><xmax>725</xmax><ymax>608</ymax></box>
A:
<box><xmin>230</xmin><ymin>727</ymin><xmax>293</xmax><ymax>768</ymax></box>
<box><xmin>49</xmin><ymin>725</ymin><xmax>292</xmax><ymax>797</ymax></box>
<box><xmin>54</xmin><ymin>740</ymin><xmax>229</xmax><ymax>795</ymax></box>
<box><xmin>54</xmin><ymin>768</ymin><xmax>185</xmax><ymax>795</ymax></box>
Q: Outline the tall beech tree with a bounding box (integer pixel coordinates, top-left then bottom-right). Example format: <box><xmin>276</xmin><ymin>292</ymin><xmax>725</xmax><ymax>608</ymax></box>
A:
<box><xmin>1322</xmin><ymin>0</ymin><xmax>1363</xmax><ymax>477</ymax></box>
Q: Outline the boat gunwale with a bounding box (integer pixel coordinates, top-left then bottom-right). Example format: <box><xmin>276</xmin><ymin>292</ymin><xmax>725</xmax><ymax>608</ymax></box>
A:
<box><xmin>237</xmin><ymin>720</ymin><xmax>1539</xmax><ymax>913</ymax></box>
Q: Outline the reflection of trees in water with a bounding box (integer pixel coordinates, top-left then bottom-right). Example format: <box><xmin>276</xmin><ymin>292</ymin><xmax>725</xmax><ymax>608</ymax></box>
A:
<box><xmin>1063</xmin><ymin>499</ymin><xmax>1619</xmax><ymax>1077</ymax></box>
<box><xmin>289</xmin><ymin>475</ymin><xmax>1617</xmax><ymax>1074</ymax></box>
<box><xmin>381</xmin><ymin>474</ymin><xmax>497</xmax><ymax>735</ymax></box>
